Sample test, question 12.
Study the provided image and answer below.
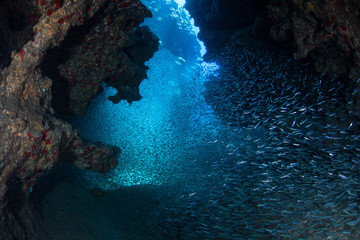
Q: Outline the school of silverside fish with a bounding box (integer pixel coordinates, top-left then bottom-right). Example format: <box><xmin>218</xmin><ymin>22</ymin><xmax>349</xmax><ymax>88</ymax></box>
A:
<box><xmin>149</xmin><ymin>41</ymin><xmax>360</xmax><ymax>239</ymax></box>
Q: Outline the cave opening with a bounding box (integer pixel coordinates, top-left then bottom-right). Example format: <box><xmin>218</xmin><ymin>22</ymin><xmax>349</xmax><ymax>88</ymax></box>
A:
<box><xmin>32</xmin><ymin>0</ymin><xmax>229</xmax><ymax>238</ymax></box>
<box><xmin>22</xmin><ymin>0</ymin><xmax>360</xmax><ymax>239</ymax></box>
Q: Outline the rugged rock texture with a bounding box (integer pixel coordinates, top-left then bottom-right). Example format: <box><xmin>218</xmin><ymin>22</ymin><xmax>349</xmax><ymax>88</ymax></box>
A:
<box><xmin>266</xmin><ymin>0</ymin><xmax>360</xmax><ymax>119</ymax></box>
<box><xmin>185</xmin><ymin>0</ymin><xmax>268</xmax><ymax>58</ymax></box>
<box><xmin>267</xmin><ymin>0</ymin><xmax>360</xmax><ymax>81</ymax></box>
<box><xmin>0</xmin><ymin>0</ymin><xmax>157</xmax><ymax>238</ymax></box>
<box><xmin>42</xmin><ymin>2</ymin><xmax>159</xmax><ymax>114</ymax></box>
<box><xmin>105</xmin><ymin>25</ymin><xmax>159</xmax><ymax>104</ymax></box>
<box><xmin>186</xmin><ymin>0</ymin><xmax>360</xmax><ymax>81</ymax></box>
<box><xmin>186</xmin><ymin>0</ymin><xmax>360</xmax><ymax>121</ymax></box>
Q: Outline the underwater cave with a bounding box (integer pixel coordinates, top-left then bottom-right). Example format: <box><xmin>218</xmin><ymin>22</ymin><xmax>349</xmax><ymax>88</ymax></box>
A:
<box><xmin>1</xmin><ymin>0</ymin><xmax>360</xmax><ymax>239</ymax></box>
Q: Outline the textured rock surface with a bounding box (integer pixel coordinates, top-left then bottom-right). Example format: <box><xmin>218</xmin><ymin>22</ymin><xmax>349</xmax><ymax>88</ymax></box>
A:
<box><xmin>42</xmin><ymin>1</ymin><xmax>159</xmax><ymax>114</ymax></box>
<box><xmin>186</xmin><ymin>0</ymin><xmax>360</xmax><ymax>81</ymax></box>
<box><xmin>105</xmin><ymin>25</ymin><xmax>159</xmax><ymax>104</ymax></box>
<box><xmin>0</xmin><ymin>0</ymin><xmax>157</xmax><ymax>238</ymax></box>
<box><xmin>267</xmin><ymin>0</ymin><xmax>360</xmax><ymax>81</ymax></box>
<box><xmin>186</xmin><ymin>0</ymin><xmax>360</xmax><ymax>123</ymax></box>
<box><xmin>185</xmin><ymin>0</ymin><xmax>268</xmax><ymax>58</ymax></box>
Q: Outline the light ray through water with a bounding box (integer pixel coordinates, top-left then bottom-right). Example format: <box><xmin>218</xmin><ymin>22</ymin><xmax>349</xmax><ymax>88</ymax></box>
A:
<box><xmin>66</xmin><ymin>0</ymin><xmax>360</xmax><ymax>239</ymax></box>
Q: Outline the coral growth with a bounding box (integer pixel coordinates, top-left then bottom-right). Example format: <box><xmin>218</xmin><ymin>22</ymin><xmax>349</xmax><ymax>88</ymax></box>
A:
<box><xmin>0</xmin><ymin>0</ymin><xmax>157</xmax><ymax>238</ymax></box>
<box><xmin>42</xmin><ymin>0</ymin><xmax>159</xmax><ymax>114</ymax></box>
<box><xmin>268</xmin><ymin>0</ymin><xmax>360</xmax><ymax>81</ymax></box>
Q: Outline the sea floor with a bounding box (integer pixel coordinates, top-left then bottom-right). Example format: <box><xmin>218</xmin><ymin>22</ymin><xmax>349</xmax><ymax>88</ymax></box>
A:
<box><xmin>32</xmin><ymin>170</ymin><xmax>177</xmax><ymax>240</ymax></box>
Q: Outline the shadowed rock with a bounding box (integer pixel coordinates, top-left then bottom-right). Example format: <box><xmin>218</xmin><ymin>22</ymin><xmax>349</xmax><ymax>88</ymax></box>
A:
<box><xmin>0</xmin><ymin>0</ymin><xmax>157</xmax><ymax>238</ymax></box>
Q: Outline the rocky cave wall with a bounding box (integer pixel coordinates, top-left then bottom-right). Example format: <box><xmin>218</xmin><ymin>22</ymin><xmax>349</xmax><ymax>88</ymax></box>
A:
<box><xmin>185</xmin><ymin>0</ymin><xmax>360</xmax><ymax>80</ymax></box>
<box><xmin>0</xmin><ymin>0</ymin><xmax>158</xmax><ymax>239</ymax></box>
<box><xmin>185</xmin><ymin>0</ymin><xmax>360</xmax><ymax>123</ymax></box>
<box><xmin>185</xmin><ymin>0</ymin><xmax>269</xmax><ymax>57</ymax></box>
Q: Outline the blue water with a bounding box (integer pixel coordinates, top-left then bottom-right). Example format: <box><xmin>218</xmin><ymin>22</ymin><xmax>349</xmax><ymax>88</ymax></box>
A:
<box><xmin>38</xmin><ymin>0</ymin><xmax>360</xmax><ymax>239</ymax></box>
<box><xmin>69</xmin><ymin>0</ymin><xmax>217</xmax><ymax>189</ymax></box>
<box><xmin>70</xmin><ymin>49</ymin><xmax>224</xmax><ymax>188</ymax></box>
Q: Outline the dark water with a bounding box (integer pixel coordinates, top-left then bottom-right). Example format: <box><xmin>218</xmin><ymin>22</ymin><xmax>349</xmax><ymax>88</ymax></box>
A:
<box><xmin>32</xmin><ymin>1</ymin><xmax>360</xmax><ymax>239</ymax></box>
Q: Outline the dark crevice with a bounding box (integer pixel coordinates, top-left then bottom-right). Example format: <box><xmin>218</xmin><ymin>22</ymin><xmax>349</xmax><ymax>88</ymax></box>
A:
<box><xmin>41</xmin><ymin>4</ymin><xmax>109</xmax><ymax>116</ymax></box>
<box><xmin>0</xmin><ymin>0</ymin><xmax>39</xmax><ymax>70</ymax></box>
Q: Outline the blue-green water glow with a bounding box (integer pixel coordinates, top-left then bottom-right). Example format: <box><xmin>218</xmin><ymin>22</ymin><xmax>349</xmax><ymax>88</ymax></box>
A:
<box><xmin>63</xmin><ymin>0</ymin><xmax>360</xmax><ymax>239</ymax></box>
<box><xmin>71</xmin><ymin>48</ymin><xmax>223</xmax><ymax>187</ymax></box>
<box><xmin>174</xmin><ymin>0</ymin><xmax>186</xmax><ymax>7</ymax></box>
<box><xmin>69</xmin><ymin>0</ymin><xmax>219</xmax><ymax>188</ymax></box>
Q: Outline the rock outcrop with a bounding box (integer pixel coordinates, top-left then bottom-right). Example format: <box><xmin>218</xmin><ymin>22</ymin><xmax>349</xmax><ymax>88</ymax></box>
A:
<box><xmin>186</xmin><ymin>0</ymin><xmax>360</xmax><ymax>81</ymax></box>
<box><xmin>0</xmin><ymin>0</ymin><xmax>158</xmax><ymax>238</ymax></box>
<box><xmin>186</xmin><ymin>0</ymin><xmax>360</xmax><ymax>122</ymax></box>
<box><xmin>267</xmin><ymin>0</ymin><xmax>360</xmax><ymax>81</ymax></box>
<box><xmin>185</xmin><ymin>0</ymin><xmax>268</xmax><ymax>58</ymax></box>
